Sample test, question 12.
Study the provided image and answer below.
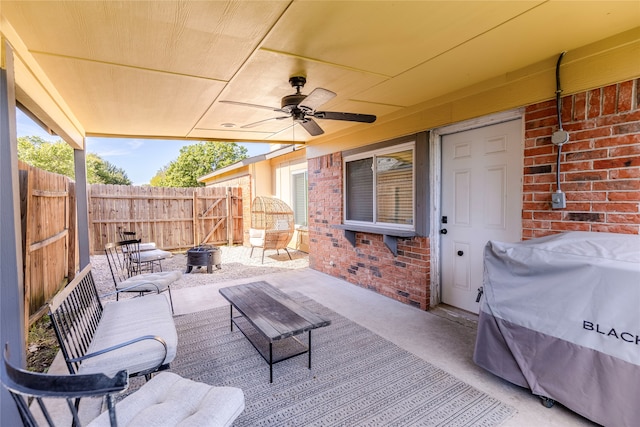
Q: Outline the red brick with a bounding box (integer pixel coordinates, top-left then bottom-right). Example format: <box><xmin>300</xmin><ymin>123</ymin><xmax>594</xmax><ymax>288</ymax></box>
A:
<box><xmin>591</xmin><ymin>224</ymin><xmax>639</xmax><ymax>234</ymax></box>
<box><xmin>610</xmin><ymin>146</ymin><xmax>640</xmax><ymax>157</ymax></box>
<box><xmin>594</xmin><ymin>180</ymin><xmax>640</xmax><ymax>191</ymax></box>
<box><xmin>588</xmin><ymin>88</ymin><xmax>601</xmax><ymax>118</ymax></box>
<box><xmin>617</xmin><ymin>80</ymin><xmax>634</xmax><ymax>112</ymax></box>
<box><xmin>611</xmin><ymin>168</ymin><xmax>640</xmax><ymax>179</ymax></box>
<box><xmin>561</xmin><ymin>182</ymin><xmax>593</xmax><ymax>192</ymax></box>
<box><xmin>573</xmin><ymin>92</ymin><xmax>587</xmax><ymax>121</ymax></box>
<box><xmin>551</xmin><ymin>221</ymin><xmax>591</xmax><ymax>231</ymax></box>
<box><xmin>595</xmin><ymin>135</ymin><xmax>640</xmax><ymax>148</ymax></box>
<box><xmin>564</xmin><ymin>171</ymin><xmax>607</xmax><ymax>181</ymax></box>
<box><xmin>609</xmin><ymin>192</ymin><xmax>640</xmax><ymax>201</ymax></box>
<box><xmin>596</xmin><ymin>110</ymin><xmax>640</xmax><ymax>126</ymax></box>
<box><xmin>533</xmin><ymin>211</ymin><xmax>563</xmax><ymax>220</ymax></box>
<box><xmin>591</xmin><ymin>202</ymin><xmax>639</xmax><ymax>213</ymax></box>
<box><xmin>607</xmin><ymin>213</ymin><xmax>640</xmax><ymax>224</ymax></box>
<box><xmin>602</xmin><ymin>84</ymin><xmax>618</xmax><ymax>115</ymax></box>
<box><xmin>564</xmin><ymin>119</ymin><xmax>597</xmax><ymax>132</ymax></box>
<box><xmin>565</xmin><ymin>149</ymin><xmax>607</xmax><ymax>161</ymax></box>
<box><xmin>561</xmin><ymin>96</ymin><xmax>573</xmax><ymax>125</ymax></box>
<box><xmin>571</xmin><ymin>128</ymin><xmax>611</xmax><ymax>141</ymax></box>
<box><xmin>597</xmin><ymin>157</ymin><xmax>640</xmax><ymax>170</ymax></box>
<box><xmin>568</xmin><ymin>191</ymin><xmax>606</xmax><ymax>201</ymax></box>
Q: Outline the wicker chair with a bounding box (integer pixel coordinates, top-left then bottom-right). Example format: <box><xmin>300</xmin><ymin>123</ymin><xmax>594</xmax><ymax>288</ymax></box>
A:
<box><xmin>249</xmin><ymin>196</ymin><xmax>295</xmax><ymax>263</ymax></box>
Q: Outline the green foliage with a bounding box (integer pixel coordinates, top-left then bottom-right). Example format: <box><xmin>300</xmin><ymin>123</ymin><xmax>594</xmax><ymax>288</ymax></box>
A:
<box><xmin>17</xmin><ymin>136</ymin><xmax>132</xmax><ymax>185</ymax></box>
<box><xmin>151</xmin><ymin>141</ymin><xmax>248</xmax><ymax>187</ymax></box>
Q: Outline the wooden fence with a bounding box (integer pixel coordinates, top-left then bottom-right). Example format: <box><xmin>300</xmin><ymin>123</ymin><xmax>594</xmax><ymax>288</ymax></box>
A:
<box><xmin>19</xmin><ymin>161</ymin><xmax>76</xmax><ymax>328</ymax></box>
<box><xmin>88</xmin><ymin>185</ymin><xmax>243</xmax><ymax>254</ymax></box>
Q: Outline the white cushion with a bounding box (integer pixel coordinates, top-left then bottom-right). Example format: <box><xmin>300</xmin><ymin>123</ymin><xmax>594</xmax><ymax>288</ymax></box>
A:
<box><xmin>249</xmin><ymin>228</ymin><xmax>264</xmax><ymax>238</ymax></box>
<box><xmin>249</xmin><ymin>228</ymin><xmax>265</xmax><ymax>247</ymax></box>
<box><xmin>117</xmin><ymin>270</ymin><xmax>182</xmax><ymax>293</ymax></box>
<box><xmin>130</xmin><ymin>249</ymin><xmax>172</xmax><ymax>263</ymax></box>
<box><xmin>88</xmin><ymin>372</ymin><xmax>245</xmax><ymax>427</ymax></box>
<box><xmin>79</xmin><ymin>295</ymin><xmax>177</xmax><ymax>377</ymax></box>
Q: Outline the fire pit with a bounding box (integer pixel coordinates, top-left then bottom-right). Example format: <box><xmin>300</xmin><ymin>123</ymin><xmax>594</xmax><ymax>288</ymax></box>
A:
<box><xmin>186</xmin><ymin>245</ymin><xmax>221</xmax><ymax>273</ymax></box>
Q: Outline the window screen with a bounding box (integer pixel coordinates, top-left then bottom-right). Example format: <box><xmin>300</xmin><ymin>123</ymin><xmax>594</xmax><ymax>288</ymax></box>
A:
<box><xmin>292</xmin><ymin>171</ymin><xmax>308</xmax><ymax>226</ymax></box>
<box><xmin>376</xmin><ymin>150</ymin><xmax>413</xmax><ymax>225</ymax></box>
<box><xmin>345</xmin><ymin>158</ymin><xmax>373</xmax><ymax>222</ymax></box>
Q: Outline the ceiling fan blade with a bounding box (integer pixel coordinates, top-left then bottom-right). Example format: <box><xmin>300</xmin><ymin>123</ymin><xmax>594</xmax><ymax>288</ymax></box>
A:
<box><xmin>314</xmin><ymin>111</ymin><xmax>377</xmax><ymax>123</ymax></box>
<box><xmin>241</xmin><ymin>116</ymin><xmax>290</xmax><ymax>129</ymax></box>
<box><xmin>219</xmin><ymin>100</ymin><xmax>284</xmax><ymax>112</ymax></box>
<box><xmin>300</xmin><ymin>118</ymin><xmax>324</xmax><ymax>136</ymax></box>
<box><xmin>298</xmin><ymin>88</ymin><xmax>336</xmax><ymax>113</ymax></box>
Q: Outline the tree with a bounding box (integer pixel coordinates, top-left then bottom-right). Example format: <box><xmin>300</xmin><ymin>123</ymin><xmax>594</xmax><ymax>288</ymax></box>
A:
<box><xmin>149</xmin><ymin>165</ymin><xmax>168</xmax><ymax>187</ymax></box>
<box><xmin>17</xmin><ymin>136</ymin><xmax>132</xmax><ymax>185</ymax></box>
<box><xmin>151</xmin><ymin>141</ymin><xmax>248</xmax><ymax>187</ymax></box>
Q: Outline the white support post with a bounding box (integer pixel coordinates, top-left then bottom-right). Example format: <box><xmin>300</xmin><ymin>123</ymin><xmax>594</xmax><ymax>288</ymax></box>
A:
<box><xmin>74</xmin><ymin>147</ymin><xmax>91</xmax><ymax>268</ymax></box>
<box><xmin>0</xmin><ymin>39</ymin><xmax>26</xmax><ymax>425</ymax></box>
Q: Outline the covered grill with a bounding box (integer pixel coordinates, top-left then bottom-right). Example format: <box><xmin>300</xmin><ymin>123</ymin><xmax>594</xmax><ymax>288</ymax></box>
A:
<box><xmin>185</xmin><ymin>245</ymin><xmax>221</xmax><ymax>273</ymax></box>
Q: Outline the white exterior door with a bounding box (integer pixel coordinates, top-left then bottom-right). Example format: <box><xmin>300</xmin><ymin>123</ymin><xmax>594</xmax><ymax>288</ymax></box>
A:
<box><xmin>440</xmin><ymin>119</ymin><xmax>523</xmax><ymax>313</ymax></box>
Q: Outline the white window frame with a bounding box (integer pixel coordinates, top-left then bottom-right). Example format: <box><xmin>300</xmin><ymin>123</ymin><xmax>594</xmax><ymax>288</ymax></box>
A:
<box><xmin>343</xmin><ymin>141</ymin><xmax>415</xmax><ymax>231</ymax></box>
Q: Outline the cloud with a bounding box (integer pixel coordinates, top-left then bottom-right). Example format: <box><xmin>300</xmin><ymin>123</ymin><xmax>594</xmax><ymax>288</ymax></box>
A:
<box><xmin>87</xmin><ymin>138</ymin><xmax>145</xmax><ymax>157</ymax></box>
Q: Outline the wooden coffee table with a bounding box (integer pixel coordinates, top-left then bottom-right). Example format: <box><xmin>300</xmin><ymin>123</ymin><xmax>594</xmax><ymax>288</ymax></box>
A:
<box><xmin>219</xmin><ymin>281</ymin><xmax>331</xmax><ymax>383</ymax></box>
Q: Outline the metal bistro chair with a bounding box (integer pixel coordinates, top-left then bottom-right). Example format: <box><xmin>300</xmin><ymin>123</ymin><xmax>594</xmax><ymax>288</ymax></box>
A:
<box><xmin>2</xmin><ymin>344</ymin><xmax>246</xmax><ymax>427</ymax></box>
<box><xmin>104</xmin><ymin>240</ymin><xmax>180</xmax><ymax>313</ymax></box>
<box><xmin>118</xmin><ymin>237</ymin><xmax>171</xmax><ymax>274</ymax></box>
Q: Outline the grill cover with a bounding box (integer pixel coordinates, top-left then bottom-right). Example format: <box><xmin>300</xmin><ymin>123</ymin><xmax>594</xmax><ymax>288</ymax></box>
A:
<box><xmin>474</xmin><ymin>231</ymin><xmax>640</xmax><ymax>427</ymax></box>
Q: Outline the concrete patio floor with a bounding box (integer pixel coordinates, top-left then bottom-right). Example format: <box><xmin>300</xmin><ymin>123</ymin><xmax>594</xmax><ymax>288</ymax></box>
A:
<box><xmin>168</xmin><ymin>265</ymin><xmax>596</xmax><ymax>427</ymax></box>
<box><xmin>46</xmin><ymin>248</ymin><xmax>597</xmax><ymax>426</ymax></box>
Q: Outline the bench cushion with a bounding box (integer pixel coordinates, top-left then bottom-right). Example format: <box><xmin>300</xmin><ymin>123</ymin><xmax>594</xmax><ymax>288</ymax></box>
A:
<box><xmin>88</xmin><ymin>372</ymin><xmax>245</xmax><ymax>427</ymax></box>
<box><xmin>79</xmin><ymin>295</ymin><xmax>177</xmax><ymax>377</ymax></box>
<box><xmin>117</xmin><ymin>270</ymin><xmax>182</xmax><ymax>293</ymax></box>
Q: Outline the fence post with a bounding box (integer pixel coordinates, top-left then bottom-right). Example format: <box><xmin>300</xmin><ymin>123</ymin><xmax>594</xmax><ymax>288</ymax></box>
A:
<box><xmin>193</xmin><ymin>191</ymin><xmax>197</xmax><ymax>246</ymax></box>
<box><xmin>227</xmin><ymin>187</ymin><xmax>233</xmax><ymax>246</ymax></box>
<box><xmin>67</xmin><ymin>181</ymin><xmax>76</xmax><ymax>281</ymax></box>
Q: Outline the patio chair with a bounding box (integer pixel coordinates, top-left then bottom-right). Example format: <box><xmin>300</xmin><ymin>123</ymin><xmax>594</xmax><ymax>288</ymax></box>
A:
<box><xmin>118</xmin><ymin>229</ymin><xmax>160</xmax><ymax>253</ymax></box>
<box><xmin>2</xmin><ymin>344</ymin><xmax>245</xmax><ymax>427</ymax></box>
<box><xmin>105</xmin><ymin>240</ymin><xmax>180</xmax><ymax>313</ymax></box>
<box><xmin>249</xmin><ymin>196</ymin><xmax>295</xmax><ymax>264</ymax></box>
<box><xmin>118</xmin><ymin>238</ymin><xmax>172</xmax><ymax>274</ymax></box>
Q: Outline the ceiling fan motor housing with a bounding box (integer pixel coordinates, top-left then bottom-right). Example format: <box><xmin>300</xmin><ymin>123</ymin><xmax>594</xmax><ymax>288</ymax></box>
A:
<box><xmin>281</xmin><ymin>94</ymin><xmax>307</xmax><ymax>112</ymax></box>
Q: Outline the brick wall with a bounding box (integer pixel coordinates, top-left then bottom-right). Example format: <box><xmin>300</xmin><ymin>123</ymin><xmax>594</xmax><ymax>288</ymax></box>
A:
<box><xmin>309</xmin><ymin>79</ymin><xmax>638</xmax><ymax>311</ymax></box>
<box><xmin>308</xmin><ymin>152</ymin><xmax>430</xmax><ymax>310</ymax></box>
<box><xmin>523</xmin><ymin>78</ymin><xmax>640</xmax><ymax>237</ymax></box>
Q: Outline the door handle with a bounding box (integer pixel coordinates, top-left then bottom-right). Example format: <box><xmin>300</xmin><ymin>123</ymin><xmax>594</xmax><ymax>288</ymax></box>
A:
<box><xmin>440</xmin><ymin>229</ymin><xmax>447</xmax><ymax>234</ymax></box>
<box><xmin>457</xmin><ymin>250</ymin><xmax>464</xmax><ymax>256</ymax></box>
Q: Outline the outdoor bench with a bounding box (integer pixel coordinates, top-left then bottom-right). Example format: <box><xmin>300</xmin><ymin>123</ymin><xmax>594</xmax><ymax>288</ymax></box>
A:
<box><xmin>49</xmin><ymin>265</ymin><xmax>178</xmax><ymax>378</ymax></box>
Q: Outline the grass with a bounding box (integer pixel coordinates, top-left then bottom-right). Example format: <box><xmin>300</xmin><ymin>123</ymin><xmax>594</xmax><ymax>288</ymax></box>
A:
<box><xmin>26</xmin><ymin>314</ymin><xmax>59</xmax><ymax>373</ymax></box>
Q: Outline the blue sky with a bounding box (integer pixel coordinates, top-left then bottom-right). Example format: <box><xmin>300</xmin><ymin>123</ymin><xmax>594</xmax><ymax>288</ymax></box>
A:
<box><xmin>16</xmin><ymin>109</ymin><xmax>269</xmax><ymax>185</ymax></box>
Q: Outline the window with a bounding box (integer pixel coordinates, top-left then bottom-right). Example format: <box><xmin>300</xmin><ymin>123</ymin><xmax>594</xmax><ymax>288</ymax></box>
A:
<box><xmin>291</xmin><ymin>170</ymin><xmax>308</xmax><ymax>226</ymax></box>
<box><xmin>344</xmin><ymin>142</ymin><xmax>415</xmax><ymax>229</ymax></box>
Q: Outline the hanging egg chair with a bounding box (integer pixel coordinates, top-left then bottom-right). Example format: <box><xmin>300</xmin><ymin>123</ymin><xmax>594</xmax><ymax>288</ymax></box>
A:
<box><xmin>249</xmin><ymin>196</ymin><xmax>295</xmax><ymax>263</ymax></box>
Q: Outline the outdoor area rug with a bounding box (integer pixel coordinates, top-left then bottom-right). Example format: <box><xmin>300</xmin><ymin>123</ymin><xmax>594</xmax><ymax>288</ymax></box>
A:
<box><xmin>167</xmin><ymin>291</ymin><xmax>516</xmax><ymax>426</ymax></box>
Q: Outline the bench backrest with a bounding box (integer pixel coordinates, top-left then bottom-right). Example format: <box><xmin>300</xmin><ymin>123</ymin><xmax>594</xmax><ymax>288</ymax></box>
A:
<box><xmin>49</xmin><ymin>265</ymin><xmax>103</xmax><ymax>374</ymax></box>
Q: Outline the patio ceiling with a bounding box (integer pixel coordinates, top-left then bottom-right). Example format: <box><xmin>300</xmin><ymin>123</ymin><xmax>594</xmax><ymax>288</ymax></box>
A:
<box><xmin>1</xmin><ymin>1</ymin><xmax>639</xmax><ymax>149</ymax></box>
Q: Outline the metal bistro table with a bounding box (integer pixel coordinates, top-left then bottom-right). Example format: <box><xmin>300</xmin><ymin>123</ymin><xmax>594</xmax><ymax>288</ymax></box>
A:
<box><xmin>219</xmin><ymin>282</ymin><xmax>331</xmax><ymax>383</ymax></box>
